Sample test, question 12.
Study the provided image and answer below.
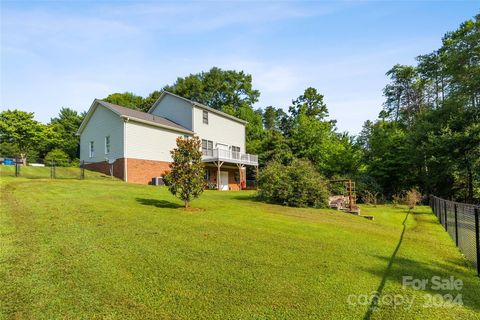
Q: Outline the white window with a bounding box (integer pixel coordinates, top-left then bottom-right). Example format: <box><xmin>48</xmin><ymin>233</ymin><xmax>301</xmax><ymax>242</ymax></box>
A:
<box><xmin>105</xmin><ymin>136</ymin><xmax>110</xmax><ymax>154</ymax></box>
<box><xmin>202</xmin><ymin>139</ymin><xmax>213</xmax><ymax>156</ymax></box>
<box><xmin>89</xmin><ymin>141</ymin><xmax>94</xmax><ymax>158</ymax></box>
<box><xmin>231</xmin><ymin>146</ymin><xmax>240</xmax><ymax>160</ymax></box>
<box><xmin>203</xmin><ymin>110</ymin><xmax>208</xmax><ymax>124</ymax></box>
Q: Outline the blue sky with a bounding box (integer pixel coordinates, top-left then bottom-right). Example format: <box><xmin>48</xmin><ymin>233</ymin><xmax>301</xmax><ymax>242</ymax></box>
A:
<box><xmin>0</xmin><ymin>1</ymin><xmax>478</xmax><ymax>134</ymax></box>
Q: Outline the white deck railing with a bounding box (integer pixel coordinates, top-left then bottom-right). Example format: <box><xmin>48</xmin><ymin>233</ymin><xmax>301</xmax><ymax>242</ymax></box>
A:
<box><xmin>202</xmin><ymin>148</ymin><xmax>258</xmax><ymax>166</ymax></box>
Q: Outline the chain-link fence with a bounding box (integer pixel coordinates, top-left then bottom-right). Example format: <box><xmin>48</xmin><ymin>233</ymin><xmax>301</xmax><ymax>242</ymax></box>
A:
<box><xmin>430</xmin><ymin>195</ymin><xmax>480</xmax><ymax>275</ymax></box>
<box><xmin>0</xmin><ymin>156</ymin><xmax>112</xmax><ymax>180</ymax></box>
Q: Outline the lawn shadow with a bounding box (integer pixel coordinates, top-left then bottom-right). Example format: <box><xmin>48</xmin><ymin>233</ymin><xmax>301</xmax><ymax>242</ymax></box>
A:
<box><xmin>361</xmin><ymin>254</ymin><xmax>480</xmax><ymax>314</ymax></box>
<box><xmin>230</xmin><ymin>193</ymin><xmax>261</xmax><ymax>202</ymax></box>
<box><xmin>363</xmin><ymin>210</ymin><xmax>410</xmax><ymax>320</ymax></box>
<box><xmin>362</xmin><ymin>210</ymin><xmax>480</xmax><ymax>317</ymax></box>
<box><xmin>136</xmin><ymin>197</ymin><xmax>182</xmax><ymax>209</ymax></box>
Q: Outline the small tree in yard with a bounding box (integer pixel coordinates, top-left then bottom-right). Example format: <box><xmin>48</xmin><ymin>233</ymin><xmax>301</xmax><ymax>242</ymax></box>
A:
<box><xmin>405</xmin><ymin>188</ymin><xmax>422</xmax><ymax>209</ymax></box>
<box><xmin>163</xmin><ymin>136</ymin><xmax>206</xmax><ymax>208</ymax></box>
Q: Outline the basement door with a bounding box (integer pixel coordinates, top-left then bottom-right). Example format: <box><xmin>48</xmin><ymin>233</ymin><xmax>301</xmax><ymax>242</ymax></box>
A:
<box><xmin>219</xmin><ymin>171</ymin><xmax>229</xmax><ymax>191</ymax></box>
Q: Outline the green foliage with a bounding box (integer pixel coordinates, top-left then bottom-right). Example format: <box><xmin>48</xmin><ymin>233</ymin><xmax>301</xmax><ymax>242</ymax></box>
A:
<box><xmin>258</xmin><ymin>159</ymin><xmax>329</xmax><ymax>208</ymax></box>
<box><xmin>139</xmin><ymin>90</ymin><xmax>161</xmax><ymax>112</ymax></box>
<box><xmin>258</xmin><ymin>130</ymin><xmax>294</xmax><ymax>165</ymax></box>
<box><xmin>289</xmin><ymin>87</ymin><xmax>328</xmax><ymax>120</ymax></box>
<box><xmin>103</xmin><ymin>92</ymin><xmax>143</xmax><ymax>110</ymax></box>
<box><xmin>360</xmin><ymin>14</ymin><xmax>480</xmax><ymax>202</ymax></box>
<box><xmin>0</xmin><ymin>110</ymin><xmax>43</xmax><ymax>162</ymax></box>
<box><xmin>163</xmin><ymin>136</ymin><xmax>206</xmax><ymax>208</ymax></box>
<box><xmin>48</xmin><ymin>107</ymin><xmax>84</xmax><ymax>160</ymax></box>
<box><xmin>262</xmin><ymin>106</ymin><xmax>286</xmax><ymax>131</ymax></box>
<box><xmin>44</xmin><ymin>148</ymin><xmax>70</xmax><ymax>166</ymax></box>
<box><xmin>163</xmin><ymin>67</ymin><xmax>260</xmax><ymax>113</ymax></box>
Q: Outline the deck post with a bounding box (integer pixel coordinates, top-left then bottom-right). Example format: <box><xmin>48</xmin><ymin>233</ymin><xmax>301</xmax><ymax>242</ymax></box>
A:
<box><xmin>236</xmin><ymin>163</ymin><xmax>245</xmax><ymax>190</ymax></box>
<box><xmin>214</xmin><ymin>161</ymin><xmax>223</xmax><ymax>190</ymax></box>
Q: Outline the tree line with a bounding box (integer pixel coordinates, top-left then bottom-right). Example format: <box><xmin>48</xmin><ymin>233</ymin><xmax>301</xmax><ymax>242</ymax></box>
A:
<box><xmin>1</xmin><ymin>14</ymin><xmax>478</xmax><ymax>203</ymax></box>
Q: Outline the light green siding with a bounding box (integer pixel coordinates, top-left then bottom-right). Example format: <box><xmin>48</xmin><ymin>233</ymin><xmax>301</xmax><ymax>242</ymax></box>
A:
<box><xmin>125</xmin><ymin>121</ymin><xmax>191</xmax><ymax>162</ymax></box>
<box><xmin>150</xmin><ymin>94</ymin><xmax>193</xmax><ymax>130</ymax></box>
<box><xmin>192</xmin><ymin>106</ymin><xmax>246</xmax><ymax>152</ymax></box>
<box><xmin>80</xmin><ymin>104</ymin><xmax>124</xmax><ymax>163</ymax></box>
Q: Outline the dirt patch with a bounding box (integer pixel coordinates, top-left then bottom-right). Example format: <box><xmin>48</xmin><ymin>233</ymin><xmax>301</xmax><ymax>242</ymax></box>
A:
<box><xmin>179</xmin><ymin>207</ymin><xmax>205</xmax><ymax>212</ymax></box>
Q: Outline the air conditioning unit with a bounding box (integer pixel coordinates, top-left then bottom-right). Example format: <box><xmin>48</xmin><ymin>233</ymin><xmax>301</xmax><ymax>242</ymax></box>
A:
<box><xmin>152</xmin><ymin>177</ymin><xmax>164</xmax><ymax>186</ymax></box>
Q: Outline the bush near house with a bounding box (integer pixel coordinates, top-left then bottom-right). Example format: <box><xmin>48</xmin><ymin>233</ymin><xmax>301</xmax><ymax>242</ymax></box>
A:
<box><xmin>44</xmin><ymin>148</ymin><xmax>70</xmax><ymax>166</ymax></box>
<box><xmin>258</xmin><ymin>159</ymin><xmax>329</xmax><ymax>207</ymax></box>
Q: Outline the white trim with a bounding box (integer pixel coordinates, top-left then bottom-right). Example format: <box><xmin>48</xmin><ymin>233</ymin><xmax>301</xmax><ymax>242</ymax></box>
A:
<box><xmin>104</xmin><ymin>135</ymin><xmax>110</xmax><ymax>154</ymax></box>
<box><xmin>120</xmin><ymin>115</ymin><xmax>193</xmax><ymax>135</ymax></box>
<box><xmin>89</xmin><ymin>141</ymin><xmax>94</xmax><ymax>158</ymax></box>
<box><xmin>123</xmin><ymin>119</ymin><xmax>128</xmax><ymax>182</ymax></box>
<box><xmin>77</xmin><ymin>99</ymin><xmax>193</xmax><ymax>136</ymax></box>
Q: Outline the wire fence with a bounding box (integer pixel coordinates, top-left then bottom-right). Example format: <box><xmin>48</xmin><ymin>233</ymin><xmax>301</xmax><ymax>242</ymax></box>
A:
<box><xmin>430</xmin><ymin>195</ymin><xmax>480</xmax><ymax>276</ymax></box>
<box><xmin>0</xmin><ymin>156</ymin><xmax>113</xmax><ymax>180</ymax></box>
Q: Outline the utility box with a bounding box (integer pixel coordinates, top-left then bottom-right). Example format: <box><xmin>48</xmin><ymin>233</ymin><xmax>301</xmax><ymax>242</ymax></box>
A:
<box><xmin>152</xmin><ymin>177</ymin><xmax>164</xmax><ymax>186</ymax></box>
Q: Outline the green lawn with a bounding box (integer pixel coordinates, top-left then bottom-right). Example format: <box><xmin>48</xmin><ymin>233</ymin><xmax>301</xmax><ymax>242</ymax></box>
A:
<box><xmin>1</xmin><ymin>177</ymin><xmax>479</xmax><ymax>319</ymax></box>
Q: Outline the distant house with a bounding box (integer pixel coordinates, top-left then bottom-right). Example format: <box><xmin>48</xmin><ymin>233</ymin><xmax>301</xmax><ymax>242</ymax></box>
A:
<box><xmin>76</xmin><ymin>91</ymin><xmax>258</xmax><ymax>190</ymax></box>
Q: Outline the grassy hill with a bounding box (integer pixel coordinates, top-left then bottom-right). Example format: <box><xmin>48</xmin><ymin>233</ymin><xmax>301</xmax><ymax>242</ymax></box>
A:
<box><xmin>0</xmin><ymin>164</ymin><xmax>113</xmax><ymax>180</ymax></box>
<box><xmin>1</xmin><ymin>176</ymin><xmax>479</xmax><ymax>319</ymax></box>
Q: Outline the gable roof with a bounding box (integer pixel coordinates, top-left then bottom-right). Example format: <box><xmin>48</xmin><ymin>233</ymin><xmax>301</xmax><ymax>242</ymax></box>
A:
<box><xmin>149</xmin><ymin>91</ymin><xmax>248</xmax><ymax>125</ymax></box>
<box><xmin>76</xmin><ymin>99</ymin><xmax>193</xmax><ymax>135</ymax></box>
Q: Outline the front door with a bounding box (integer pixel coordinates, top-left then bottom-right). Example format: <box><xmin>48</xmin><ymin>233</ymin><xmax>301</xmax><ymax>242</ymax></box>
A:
<box><xmin>219</xmin><ymin>171</ymin><xmax>229</xmax><ymax>191</ymax></box>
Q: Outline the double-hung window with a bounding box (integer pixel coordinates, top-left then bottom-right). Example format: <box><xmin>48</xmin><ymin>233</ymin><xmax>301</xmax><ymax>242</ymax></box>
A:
<box><xmin>89</xmin><ymin>141</ymin><xmax>95</xmax><ymax>158</ymax></box>
<box><xmin>202</xmin><ymin>139</ymin><xmax>213</xmax><ymax>156</ymax></box>
<box><xmin>231</xmin><ymin>146</ymin><xmax>240</xmax><ymax>160</ymax></box>
<box><xmin>105</xmin><ymin>136</ymin><xmax>110</xmax><ymax>154</ymax></box>
<box><xmin>202</xmin><ymin>110</ymin><xmax>209</xmax><ymax>124</ymax></box>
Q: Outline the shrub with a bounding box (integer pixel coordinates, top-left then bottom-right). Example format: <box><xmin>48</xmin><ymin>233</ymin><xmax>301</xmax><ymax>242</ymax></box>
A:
<box><xmin>392</xmin><ymin>193</ymin><xmax>403</xmax><ymax>207</ymax></box>
<box><xmin>405</xmin><ymin>188</ymin><xmax>422</xmax><ymax>209</ymax></box>
<box><xmin>44</xmin><ymin>149</ymin><xmax>70</xmax><ymax>166</ymax></box>
<box><xmin>362</xmin><ymin>190</ymin><xmax>379</xmax><ymax>206</ymax></box>
<box><xmin>258</xmin><ymin>159</ymin><xmax>329</xmax><ymax>208</ymax></box>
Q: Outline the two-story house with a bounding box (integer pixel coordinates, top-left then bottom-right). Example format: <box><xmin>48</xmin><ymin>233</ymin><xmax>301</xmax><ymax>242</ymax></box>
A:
<box><xmin>76</xmin><ymin>91</ymin><xmax>258</xmax><ymax>190</ymax></box>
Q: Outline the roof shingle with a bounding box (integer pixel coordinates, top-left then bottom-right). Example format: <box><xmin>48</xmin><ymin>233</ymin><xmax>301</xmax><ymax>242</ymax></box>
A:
<box><xmin>97</xmin><ymin>100</ymin><xmax>191</xmax><ymax>133</ymax></box>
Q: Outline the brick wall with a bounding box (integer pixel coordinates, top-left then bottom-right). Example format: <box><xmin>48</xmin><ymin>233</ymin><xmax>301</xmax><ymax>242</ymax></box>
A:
<box><xmin>84</xmin><ymin>158</ymin><xmax>125</xmax><ymax>180</ymax></box>
<box><xmin>86</xmin><ymin>158</ymin><xmax>247</xmax><ymax>188</ymax></box>
<box><xmin>126</xmin><ymin>158</ymin><xmax>172</xmax><ymax>184</ymax></box>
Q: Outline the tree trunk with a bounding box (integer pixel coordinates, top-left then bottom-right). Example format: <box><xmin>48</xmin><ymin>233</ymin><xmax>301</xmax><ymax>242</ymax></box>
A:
<box><xmin>184</xmin><ymin>200</ymin><xmax>189</xmax><ymax>208</ymax></box>
<box><xmin>20</xmin><ymin>153</ymin><xmax>27</xmax><ymax>166</ymax></box>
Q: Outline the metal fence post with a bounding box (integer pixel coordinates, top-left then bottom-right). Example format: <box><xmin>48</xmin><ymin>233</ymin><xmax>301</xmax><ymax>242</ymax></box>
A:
<box><xmin>80</xmin><ymin>161</ymin><xmax>85</xmax><ymax>180</ymax></box>
<box><xmin>475</xmin><ymin>208</ymin><xmax>480</xmax><ymax>276</ymax></box>
<box><xmin>444</xmin><ymin>201</ymin><xmax>448</xmax><ymax>231</ymax></box>
<box><xmin>15</xmin><ymin>157</ymin><xmax>20</xmax><ymax>177</ymax></box>
<box><xmin>454</xmin><ymin>203</ymin><xmax>458</xmax><ymax>246</ymax></box>
<box><xmin>50</xmin><ymin>160</ymin><xmax>54</xmax><ymax>179</ymax></box>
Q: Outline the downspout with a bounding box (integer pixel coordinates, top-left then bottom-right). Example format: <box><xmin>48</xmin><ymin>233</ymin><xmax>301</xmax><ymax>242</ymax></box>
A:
<box><xmin>124</xmin><ymin>118</ymin><xmax>129</xmax><ymax>182</ymax></box>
